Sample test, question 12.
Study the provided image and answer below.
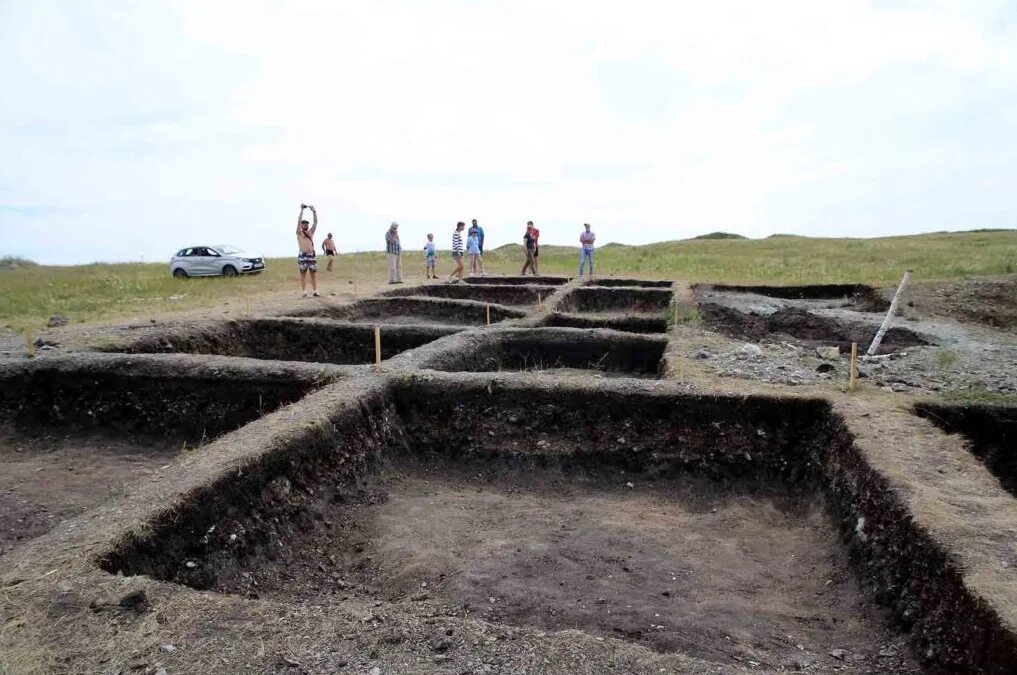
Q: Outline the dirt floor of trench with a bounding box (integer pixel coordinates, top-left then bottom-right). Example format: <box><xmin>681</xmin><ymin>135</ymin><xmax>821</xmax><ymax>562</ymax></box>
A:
<box><xmin>0</xmin><ymin>425</ymin><xmax>180</xmax><ymax>556</ymax></box>
<box><xmin>212</xmin><ymin>454</ymin><xmax>922</xmax><ymax>673</ymax></box>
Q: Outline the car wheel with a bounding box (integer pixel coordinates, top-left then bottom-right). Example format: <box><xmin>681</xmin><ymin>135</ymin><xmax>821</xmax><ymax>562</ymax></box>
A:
<box><xmin>172</xmin><ymin>268</ymin><xmax>188</xmax><ymax>279</ymax></box>
<box><xmin>222</xmin><ymin>265</ymin><xmax>238</xmax><ymax>278</ymax></box>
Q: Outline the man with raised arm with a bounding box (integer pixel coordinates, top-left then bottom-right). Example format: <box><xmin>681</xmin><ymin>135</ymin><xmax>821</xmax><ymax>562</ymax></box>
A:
<box><xmin>295</xmin><ymin>203</ymin><xmax>320</xmax><ymax>297</ymax></box>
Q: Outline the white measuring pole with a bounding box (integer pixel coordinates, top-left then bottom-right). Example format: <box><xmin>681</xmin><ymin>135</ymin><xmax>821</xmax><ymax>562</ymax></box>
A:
<box><xmin>866</xmin><ymin>269</ymin><xmax>912</xmax><ymax>357</ymax></box>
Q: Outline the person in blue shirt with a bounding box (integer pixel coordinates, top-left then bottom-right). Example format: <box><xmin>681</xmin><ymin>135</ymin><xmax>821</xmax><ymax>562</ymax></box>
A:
<box><xmin>470</xmin><ymin>219</ymin><xmax>486</xmax><ymax>276</ymax></box>
<box><xmin>467</xmin><ymin>227</ymin><xmax>482</xmax><ymax>276</ymax></box>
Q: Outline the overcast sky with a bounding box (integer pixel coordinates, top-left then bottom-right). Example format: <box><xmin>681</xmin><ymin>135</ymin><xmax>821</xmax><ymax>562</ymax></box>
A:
<box><xmin>2</xmin><ymin>1</ymin><xmax>1016</xmax><ymax>264</ymax></box>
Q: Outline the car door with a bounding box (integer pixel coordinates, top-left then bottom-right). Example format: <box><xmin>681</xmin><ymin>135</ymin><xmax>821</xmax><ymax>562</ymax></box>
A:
<box><xmin>192</xmin><ymin>247</ymin><xmax>216</xmax><ymax>275</ymax></box>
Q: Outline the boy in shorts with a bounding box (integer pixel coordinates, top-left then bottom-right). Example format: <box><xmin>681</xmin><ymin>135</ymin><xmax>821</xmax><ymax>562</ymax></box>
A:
<box><xmin>424</xmin><ymin>233</ymin><xmax>437</xmax><ymax>279</ymax></box>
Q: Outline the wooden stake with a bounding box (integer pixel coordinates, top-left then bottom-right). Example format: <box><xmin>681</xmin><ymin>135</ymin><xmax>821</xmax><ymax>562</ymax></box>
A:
<box><xmin>866</xmin><ymin>269</ymin><xmax>912</xmax><ymax>357</ymax></box>
<box><xmin>486</xmin><ymin>304</ymin><xmax>491</xmax><ymax>325</ymax></box>
<box><xmin>849</xmin><ymin>342</ymin><xmax>859</xmax><ymax>391</ymax></box>
<box><xmin>537</xmin><ymin>292</ymin><xmax>542</xmax><ymax>307</ymax></box>
<box><xmin>26</xmin><ymin>329</ymin><xmax>34</xmax><ymax>358</ymax></box>
<box><xmin>374</xmin><ymin>326</ymin><xmax>382</xmax><ymax>371</ymax></box>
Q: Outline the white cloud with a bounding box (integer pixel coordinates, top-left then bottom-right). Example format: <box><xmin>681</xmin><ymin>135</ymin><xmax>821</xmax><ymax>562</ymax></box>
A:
<box><xmin>1</xmin><ymin>0</ymin><xmax>1016</xmax><ymax>263</ymax></box>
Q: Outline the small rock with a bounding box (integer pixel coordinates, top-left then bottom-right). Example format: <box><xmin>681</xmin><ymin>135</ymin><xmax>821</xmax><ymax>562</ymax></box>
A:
<box><xmin>879</xmin><ymin>646</ymin><xmax>898</xmax><ymax>658</ymax></box>
<box><xmin>692</xmin><ymin>348</ymin><xmax>711</xmax><ymax>360</ymax></box>
<box><xmin>161</xmin><ymin>644</ymin><xmax>177</xmax><ymax>654</ymax></box>
<box><xmin>816</xmin><ymin>346</ymin><xmax>840</xmax><ymax>360</ymax></box>
<box><xmin>184</xmin><ymin>561</ymin><xmax>198</xmax><ymax>569</ymax></box>
<box><xmin>625</xmin><ymin>482</ymin><xmax>634</xmax><ymax>489</ymax></box>
<box><xmin>739</xmin><ymin>343</ymin><xmax>763</xmax><ymax>359</ymax></box>
<box><xmin>369</xmin><ymin>667</ymin><xmax>382</xmax><ymax>675</ymax></box>
<box><xmin>829</xmin><ymin>649</ymin><xmax>847</xmax><ymax>660</ymax></box>
<box><xmin>47</xmin><ymin>315</ymin><xmax>69</xmax><ymax>328</ymax></box>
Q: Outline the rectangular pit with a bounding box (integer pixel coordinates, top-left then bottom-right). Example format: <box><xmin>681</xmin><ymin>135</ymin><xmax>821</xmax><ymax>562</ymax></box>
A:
<box><xmin>585</xmin><ymin>278</ymin><xmax>673</xmax><ymax>288</ymax></box>
<box><xmin>0</xmin><ymin>355</ymin><xmax>323</xmax><ymax>556</ymax></box>
<box><xmin>556</xmin><ymin>287</ymin><xmax>672</xmax><ymax>314</ymax></box>
<box><xmin>464</xmin><ymin>275</ymin><xmax>568</xmax><ymax>286</ymax></box>
<box><xmin>541</xmin><ymin>311</ymin><xmax>667</xmax><ymax>334</ymax></box>
<box><xmin>282</xmin><ymin>297</ymin><xmax>527</xmax><ymax>326</ymax></box>
<box><xmin>707</xmin><ymin>283</ymin><xmax>889</xmax><ymax>312</ymax></box>
<box><xmin>914</xmin><ymin>402</ymin><xmax>1017</xmax><ymax>497</ymax></box>
<box><xmin>97</xmin><ymin>380</ymin><xmax>983</xmax><ymax>672</ymax></box>
<box><xmin>383</xmin><ymin>283</ymin><xmax>557</xmax><ymax>306</ymax></box>
<box><xmin>421</xmin><ymin>328</ymin><xmax>668</xmax><ymax>377</ymax></box>
<box><xmin>109</xmin><ymin>318</ymin><xmax>457</xmax><ymax>365</ymax></box>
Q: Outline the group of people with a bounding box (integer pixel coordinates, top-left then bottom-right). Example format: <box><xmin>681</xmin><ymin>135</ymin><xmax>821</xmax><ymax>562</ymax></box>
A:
<box><xmin>293</xmin><ymin>204</ymin><xmax>598</xmax><ymax>295</ymax></box>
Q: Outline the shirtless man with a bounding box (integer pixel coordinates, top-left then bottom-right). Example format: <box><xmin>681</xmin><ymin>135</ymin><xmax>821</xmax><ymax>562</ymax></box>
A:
<box><xmin>296</xmin><ymin>204</ymin><xmax>320</xmax><ymax>297</ymax></box>
<box><xmin>322</xmin><ymin>232</ymin><xmax>337</xmax><ymax>272</ymax></box>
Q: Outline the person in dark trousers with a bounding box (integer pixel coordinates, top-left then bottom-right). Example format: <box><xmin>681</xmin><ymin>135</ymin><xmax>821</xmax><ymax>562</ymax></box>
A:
<box><xmin>529</xmin><ymin>220</ymin><xmax>541</xmax><ymax>274</ymax></box>
<box><xmin>521</xmin><ymin>222</ymin><xmax>537</xmax><ymax>275</ymax></box>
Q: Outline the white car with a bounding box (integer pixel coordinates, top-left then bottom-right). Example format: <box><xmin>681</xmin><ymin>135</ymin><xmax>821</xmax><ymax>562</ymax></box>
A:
<box><xmin>170</xmin><ymin>245</ymin><xmax>266</xmax><ymax>278</ymax></box>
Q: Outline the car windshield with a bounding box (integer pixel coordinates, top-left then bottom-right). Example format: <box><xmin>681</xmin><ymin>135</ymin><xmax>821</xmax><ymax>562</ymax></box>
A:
<box><xmin>216</xmin><ymin>245</ymin><xmax>243</xmax><ymax>255</ymax></box>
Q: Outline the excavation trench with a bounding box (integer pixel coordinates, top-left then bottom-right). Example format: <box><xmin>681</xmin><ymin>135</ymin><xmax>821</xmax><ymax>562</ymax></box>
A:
<box><xmin>283</xmin><ymin>297</ymin><xmax>527</xmax><ymax>326</ymax></box>
<box><xmin>705</xmin><ymin>283</ymin><xmax>890</xmax><ymax>312</ymax></box>
<box><xmin>585</xmin><ymin>278</ymin><xmax>673</xmax><ymax>288</ymax></box>
<box><xmin>98</xmin><ymin>378</ymin><xmax>1017</xmax><ymax>673</ymax></box>
<box><xmin>557</xmin><ymin>287</ymin><xmax>672</xmax><ymax>314</ymax></box>
<box><xmin>914</xmin><ymin>402</ymin><xmax>1017</xmax><ymax>497</ymax></box>
<box><xmin>700</xmin><ymin>303</ymin><xmax>931</xmax><ymax>353</ymax></box>
<box><xmin>383</xmin><ymin>283</ymin><xmax>557</xmax><ymax>306</ymax></box>
<box><xmin>108</xmin><ymin>318</ymin><xmax>457</xmax><ymax>365</ymax></box>
<box><xmin>420</xmin><ymin>328</ymin><xmax>668</xmax><ymax>377</ymax></box>
<box><xmin>0</xmin><ymin>355</ymin><xmax>322</xmax><ymax>556</ymax></box>
<box><xmin>541</xmin><ymin>312</ymin><xmax>668</xmax><ymax>334</ymax></box>
<box><xmin>464</xmin><ymin>275</ymin><xmax>568</xmax><ymax>286</ymax></box>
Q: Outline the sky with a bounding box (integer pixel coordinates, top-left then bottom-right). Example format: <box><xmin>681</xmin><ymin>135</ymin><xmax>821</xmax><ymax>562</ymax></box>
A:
<box><xmin>1</xmin><ymin>0</ymin><xmax>1016</xmax><ymax>265</ymax></box>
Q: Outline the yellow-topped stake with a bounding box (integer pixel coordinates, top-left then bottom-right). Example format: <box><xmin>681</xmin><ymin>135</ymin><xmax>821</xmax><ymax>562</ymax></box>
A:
<box><xmin>374</xmin><ymin>326</ymin><xmax>382</xmax><ymax>371</ymax></box>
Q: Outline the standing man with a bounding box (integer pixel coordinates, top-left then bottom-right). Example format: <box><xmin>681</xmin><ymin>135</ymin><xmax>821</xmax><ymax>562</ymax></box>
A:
<box><xmin>385</xmin><ymin>222</ymin><xmax>403</xmax><ymax>284</ymax></box>
<box><xmin>322</xmin><ymin>232</ymin><xmax>338</xmax><ymax>272</ymax></box>
<box><xmin>471</xmin><ymin>218</ymin><xmax>486</xmax><ymax>276</ymax></box>
<box><xmin>296</xmin><ymin>203</ymin><xmax>319</xmax><ymax>297</ymax></box>
<box><xmin>521</xmin><ymin>222</ymin><xmax>537</xmax><ymax>275</ymax></box>
<box><xmin>578</xmin><ymin>223</ymin><xmax>596</xmax><ymax>277</ymax></box>
<box><xmin>529</xmin><ymin>220</ymin><xmax>541</xmax><ymax>274</ymax></box>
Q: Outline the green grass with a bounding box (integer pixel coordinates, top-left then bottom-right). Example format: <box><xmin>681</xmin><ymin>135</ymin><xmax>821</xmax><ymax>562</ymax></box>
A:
<box><xmin>2</xmin><ymin>230</ymin><xmax>1015</xmax><ymax>328</ymax></box>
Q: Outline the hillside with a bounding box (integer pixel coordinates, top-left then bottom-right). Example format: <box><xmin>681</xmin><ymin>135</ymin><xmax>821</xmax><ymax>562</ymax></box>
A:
<box><xmin>1</xmin><ymin>229</ymin><xmax>1015</xmax><ymax>327</ymax></box>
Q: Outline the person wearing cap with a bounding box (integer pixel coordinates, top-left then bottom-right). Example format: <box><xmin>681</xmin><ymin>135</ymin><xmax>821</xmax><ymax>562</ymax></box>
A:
<box><xmin>578</xmin><ymin>223</ymin><xmax>596</xmax><ymax>277</ymax></box>
<box><xmin>385</xmin><ymin>222</ymin><xmax>403</xmax><ymax>284</ymax></box>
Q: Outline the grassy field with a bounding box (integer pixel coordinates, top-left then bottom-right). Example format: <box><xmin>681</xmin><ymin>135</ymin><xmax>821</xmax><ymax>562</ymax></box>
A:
<box><xmin>1</xmin><ymin>230</ymin><xmax>1015</xmax><ymax>328</ymax></box>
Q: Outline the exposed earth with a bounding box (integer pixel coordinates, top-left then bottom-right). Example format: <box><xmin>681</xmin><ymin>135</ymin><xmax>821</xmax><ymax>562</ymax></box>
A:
<box><xmin>1</xmin><ymin>273</ymin><xmax>1016</xmax><ymax>675</ymax></box>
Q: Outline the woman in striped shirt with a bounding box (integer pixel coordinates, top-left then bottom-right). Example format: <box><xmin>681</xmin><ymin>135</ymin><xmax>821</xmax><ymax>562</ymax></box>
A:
<box><xmin>449</xmin><ymin>221</ymin><xmax>466</xmax><ymax>281</ymax></box>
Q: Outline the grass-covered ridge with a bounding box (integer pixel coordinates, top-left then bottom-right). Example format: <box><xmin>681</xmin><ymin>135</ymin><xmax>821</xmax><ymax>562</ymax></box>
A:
<box><xmin>1</xmin><ymin>230</ymin><xmax>1015</xmax><ymax>327</ymax></box>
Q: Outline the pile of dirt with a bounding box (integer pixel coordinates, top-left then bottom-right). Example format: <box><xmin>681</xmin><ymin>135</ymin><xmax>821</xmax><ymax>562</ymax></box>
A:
<box><xmin>909</xmin><ymin>276</ymin><xmax>1017</xmax><ymax>330</ymax></box>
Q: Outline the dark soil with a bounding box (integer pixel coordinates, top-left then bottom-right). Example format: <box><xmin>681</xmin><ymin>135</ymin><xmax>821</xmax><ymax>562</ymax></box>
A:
<box><xmin>585</xmin><ymin>278</ymin><xmax>673</xmax><ymax>288</ymax></box>
<box><xmin>708</xmin><ymin>284</ymin><xmax>889</xmax><ymax>312</ymax></box>
<box><xmin>464</xmin><ymin>275</ymin><xmax>568</xmax><ymax>286</ymax></box>
<box><xmin>542</xmin><ymin>312</ymin><xmax>668</xmax><ymax>334</ymax></box>
<box><xmin>701</xmin><ymin>304</ymin><xmax>931</xmax><ymax>353</ymax></box>
<box><xmin>914</xmin><ymin>403</ymin><xmax>1017</xmax><ymax>497</ymax></box>
<box><xmin>112</xmin><ymin>318</ymin><xmax>457</xmax><ymax>365</ymax></box>
<box><xmin>283</xmin><ymin>297</ymin><xmax>527</xmax><ymax>326</ymax></box>
<box><xmin>212</xmin><ymin>454</ymin><xmax>922</xmax><ymax>672</ymax></box>
<box><xmin>384</xmin><ymin>283</ymin><xmax>557</xmax><ymax>306</ymax></box>
<box><xmin>907</xmin><ymin>275</ymin><xmax>1017</xmax><ymax>329</ymax></box>
<box><xmin>424</xmin><ymin>329</ymin><xmax>667</xmax><ymax>376</ymax></box>
<box><xmin>557</xmin><ymin>287</ymin><xmax>672</xmax><ymax>314</ymax></box>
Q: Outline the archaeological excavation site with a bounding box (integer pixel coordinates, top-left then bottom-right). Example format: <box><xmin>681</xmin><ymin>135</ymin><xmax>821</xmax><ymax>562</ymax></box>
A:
<box><xmin>2</xmin><ymin>275</ymin><xmax>1017</xmax><ymax>675</ymax></box>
